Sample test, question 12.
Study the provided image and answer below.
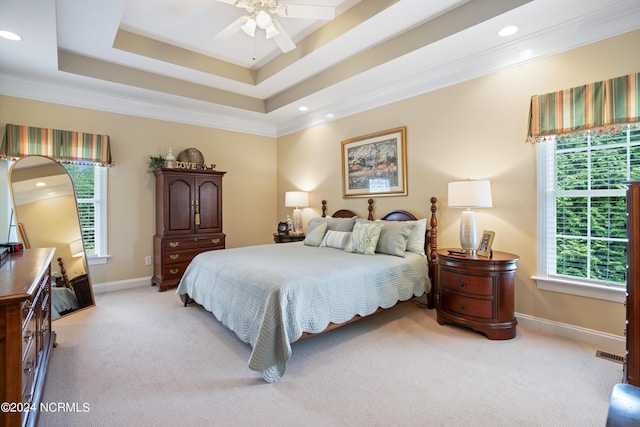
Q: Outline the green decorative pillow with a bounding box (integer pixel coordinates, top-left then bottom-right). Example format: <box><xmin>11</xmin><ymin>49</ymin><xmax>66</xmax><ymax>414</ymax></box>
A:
<box><xmin>345</xmin><ymin>221</ymin><xmax>383</xmax><ymax>255</ymax></box>
<box><xmin>303</xmin><ymin>221</ymin><xmax>328</xmax><ymax>246</ymax></box>
<box><xmin>405</xmin><ymin>218</ymin><xmax>427</xmax><ymax>255</ymax></box>
<box><xmin>374</xmin><ymin>220</ymin><xmax>416</xmax><ymax>257</ymax></box>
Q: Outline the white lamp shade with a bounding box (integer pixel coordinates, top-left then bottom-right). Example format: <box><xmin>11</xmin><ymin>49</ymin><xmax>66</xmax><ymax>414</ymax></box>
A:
<box><xmin>69</xmin><ymin>238</ymin><xmax>84</xmax><ymax>257</ymax></box>
<box><xmin>240</xmin><ymin>16</ymin><xmax>256</xmax><ymax>37</ymax></box>
<box><xmin>285</xmin><ymin>191</ymin><xmax>309</xmax><ymax>208</ymax></box>
<box><xmin>448</xmin><ymin>180</ymin><xmax>493</xmax><ymax>208</ymax></box>
<box><xmin>255</xmin><ymin>10</ymin><xmax>272</xmax><ymax>29</ymax></box>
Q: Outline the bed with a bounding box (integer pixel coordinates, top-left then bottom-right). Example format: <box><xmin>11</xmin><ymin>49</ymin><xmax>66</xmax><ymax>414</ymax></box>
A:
<box><xmin>176</xmin><ymin>197</ymin><xmax>438</xmax><ymax>382</ymax></box>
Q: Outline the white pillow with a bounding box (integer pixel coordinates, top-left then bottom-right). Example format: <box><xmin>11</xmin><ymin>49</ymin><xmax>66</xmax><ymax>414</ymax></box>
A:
<box><xmin>320</xmin><ymin>230</ymin><xmax>351</xmax><ymax>249</ymax></box>
<box><xmin>344</xmin><ymin>221</ymin><xmax>383</xmax><ymax>255</ymax></box>
<box><xmin>405</xmin><ymin>218</ymin><xmax>427</xmax><ymax>255</ymax></box>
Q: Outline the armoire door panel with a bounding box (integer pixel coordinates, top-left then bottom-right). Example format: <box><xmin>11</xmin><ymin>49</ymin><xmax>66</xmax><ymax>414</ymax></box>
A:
<box><xmin>196</xmin><ymin>178</ymin><xmax>222</xmax><ymax>233</ymax></box>
<box><xmin>167</xmin><ymin>178</ymin><xmax>194</xmax><ymax>233</ymax></box>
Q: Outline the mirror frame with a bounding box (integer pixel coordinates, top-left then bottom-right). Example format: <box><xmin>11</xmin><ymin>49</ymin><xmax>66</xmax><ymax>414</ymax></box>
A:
<box><xmin>9</xmin><ymin>155</ymin><xmax>95</xmax><ymax>318</ymax></box>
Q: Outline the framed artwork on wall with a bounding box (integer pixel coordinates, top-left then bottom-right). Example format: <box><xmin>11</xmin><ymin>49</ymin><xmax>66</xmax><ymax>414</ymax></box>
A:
<box><xmin>341</xmin><ymin>126</ymin><xmax>407</xmax><ymax>198</ymax></box>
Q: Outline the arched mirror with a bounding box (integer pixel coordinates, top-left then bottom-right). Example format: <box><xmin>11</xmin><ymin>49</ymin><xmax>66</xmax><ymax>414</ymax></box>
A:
<box><xmin>9</xmin><ymin>155</ymin><xmax>94</xmax><ymax>319</ymax></box>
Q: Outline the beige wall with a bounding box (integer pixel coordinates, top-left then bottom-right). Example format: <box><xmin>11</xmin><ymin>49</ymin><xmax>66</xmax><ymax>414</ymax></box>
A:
<box><xmin>0</xmin><ymin>30</ymin><xmax>638</xmax><ymax>338</ymax></box>
<box><xmin>277</xmin><ymin>29</ymin><xmax>640</xmax><ymax>337</ymax></box>
<box><xmin>16</xmin><ymin>195</ymin><xmax>85</xmax><ymax>278</ymax></box>
<box><xmin>0</xmin><ymin>97</ymin><xmax>278</xmax><ymax>284</ymax></box>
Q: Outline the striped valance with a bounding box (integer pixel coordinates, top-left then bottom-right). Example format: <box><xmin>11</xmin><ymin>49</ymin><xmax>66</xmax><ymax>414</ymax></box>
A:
<box><xmin>1</xmin><ymin>124</ymin><xmax>113</xmax><ymax>166</ymax></box>
<box><xmin>527</xmin><ymin>72</ymin><xmax>640</xmax><ymax>143</ymax></box>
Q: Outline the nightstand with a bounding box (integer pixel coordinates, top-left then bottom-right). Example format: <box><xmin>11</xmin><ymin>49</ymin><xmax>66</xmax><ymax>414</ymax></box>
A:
<box><xmin>436</xmin><ymin>248</ymin><xmax>519</xmax><ymax>340</ymax></box>
<box><xmin>273</xmin><ymin>233</ymin><xmax>305</xmax><ymax>243</ymax></box>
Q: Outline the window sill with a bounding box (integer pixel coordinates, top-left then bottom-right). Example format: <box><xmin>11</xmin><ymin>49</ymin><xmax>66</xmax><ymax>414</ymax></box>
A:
<box><xmin>532</xmin><ymin>275</ymin><xmax>626</xmax><ymax>303</ymax></box>
<box><xmin>87</xmin><ymin>254</ymin><xmax>111</xmax><ymax>266</ymax></box>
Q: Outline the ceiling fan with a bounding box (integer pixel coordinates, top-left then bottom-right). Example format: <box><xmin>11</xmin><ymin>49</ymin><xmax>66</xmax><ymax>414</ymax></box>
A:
<box><xmin>214</xmin><ymin>0</ymin><xmax>335</xmax><ymax>53</ymax></box>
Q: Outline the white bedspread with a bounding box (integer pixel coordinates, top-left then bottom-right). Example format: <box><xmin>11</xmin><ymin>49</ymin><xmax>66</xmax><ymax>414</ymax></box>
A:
<box><xmin>176</xmin><ymin>242</ymin><xmax>430</xmax><ymax>382</ymax></box>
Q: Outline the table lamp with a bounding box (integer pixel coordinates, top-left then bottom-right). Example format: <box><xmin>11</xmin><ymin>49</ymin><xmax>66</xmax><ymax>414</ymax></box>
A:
<box><xmin>448</xmin><ymin>180</ymin><xmax>492</xmax><ymax>253</ymax></box>
<box><xmin>69</xmin><ymin>238</ymin><xmax>84</xmax><ymax>257</ymax></box>
<box><xmin>285</xmin><ymin>191</ymin><xmax>309</xmax><ymax>235</ymax></box>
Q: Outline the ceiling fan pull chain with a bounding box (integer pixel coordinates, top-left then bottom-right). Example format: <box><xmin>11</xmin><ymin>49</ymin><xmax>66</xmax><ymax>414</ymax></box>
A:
<box><xmin>253</xmin><ymin>35</ymin><xmax>256</xmax><ymax>61</ymax></box>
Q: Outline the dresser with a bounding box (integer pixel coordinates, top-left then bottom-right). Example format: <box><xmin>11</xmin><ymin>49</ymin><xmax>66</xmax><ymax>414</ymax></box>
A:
<box><xmin>436</xmin><ymin>249</ymin><xmax>519</xmax><ymax>340</ymax></box>
<box><xmin>0</xmin><ymin>248</ymin><xmax>56</xmax><ymax>427</ymax></box>
<box><xmin>152</xmin><ymin>168</ymin><xmax>226</xmax><ymax>292</ymax></box>
<box><xmin>625</xmin><ymin>181</ymin><xmax>640</xmax><ymax>386</ymax></box>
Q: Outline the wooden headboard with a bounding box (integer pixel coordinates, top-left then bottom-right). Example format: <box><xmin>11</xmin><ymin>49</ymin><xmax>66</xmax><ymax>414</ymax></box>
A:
<box><xmin>320</xmin><ymin>197</ymin><xmax>438</xmax><ymax>309</ymax></box>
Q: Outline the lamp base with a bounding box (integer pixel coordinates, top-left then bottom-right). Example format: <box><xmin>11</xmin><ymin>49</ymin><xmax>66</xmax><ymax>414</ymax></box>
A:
<box><xmin>459</xmin><ymin>210</ymin><xmax>478</xmax><ymax>253</ymax></box>
<box><xmin>292</xmin><ymin>207</ymin><xmax>302</xmax><ymax>235</ymax></box>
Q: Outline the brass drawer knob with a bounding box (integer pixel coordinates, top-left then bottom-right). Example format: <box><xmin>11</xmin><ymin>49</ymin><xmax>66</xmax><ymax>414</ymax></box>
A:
<box><xmin>459</xmin><ymin>304</ymin><xmax>467</xmax><ymax>311</ymax></box>
<box><xmin>459</xmin><ymin>282</ymin><xmax>467</xmax><ymax>289</ymax></box>
<box><xmin>170</xmin><ymin>268</ymin><xmax>179</xmax><ymax>275</ymax></box>
<box><xmin>169</xmin><ymin>242</ymin><xmax>179</xmax><ymax>248</ymax></box>
<box><xmin>23</xmin><ymin>361</ymin><xmax>34</xmax><ymax>375</ymax></box>
<box><xmin>169</xmin><ymin>254</ymin><xmax>179</xmax><ymax>260</ymax></box>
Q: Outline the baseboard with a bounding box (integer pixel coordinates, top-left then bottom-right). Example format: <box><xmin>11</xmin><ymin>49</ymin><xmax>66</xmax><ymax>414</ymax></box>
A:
<box><xmin>93</xmin><ymin>276</ymin><xmax>151</xmax><ymax>294</ymax></box>
<box><xmin>516</xmin><ymin>312</ymin><xmax>625</xmax><ymax>354</ymax></box>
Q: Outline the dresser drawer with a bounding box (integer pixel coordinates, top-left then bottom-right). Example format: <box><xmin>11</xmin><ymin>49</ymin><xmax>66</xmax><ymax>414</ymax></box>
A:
<box><xmin>439</xmin><ymin>268</ymin><xmax>494</xmax><ymax>296</ymax></box>
<box><xmin>39</xmin><ymin>291</ymin><xmax>51</xmax><ymax>352</ymax></box>
<box><xmin>22</xmin><ymin>336</ymin><xmax>37</xmax><ymax>399</ymax></box>
<box><xmin>22</xmin><ymin>305</ymin><xmax>36</xmax><ymax>360</ymax></box>
<box><xmin>163</xmin><ymin>248</ymin><xmax>211</xmax><ymax>265</ymax></box>
<box><xmin>162</xmin><ymin>235</ymin><xmax>225</xmax><ymax>251</ymax></box>
<box><xmin>162</xmin><ymin>262</ymin><xmax>191</xmax><ymax>280</ymax></box>
<box><xmin>441</xmin><ymin>290</ymin><xmax>494</xmax><ymax>319</ymax></box>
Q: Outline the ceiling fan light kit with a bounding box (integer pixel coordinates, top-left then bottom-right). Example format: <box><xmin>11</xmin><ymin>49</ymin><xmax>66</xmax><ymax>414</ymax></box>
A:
<box><xmin>215</xmin><ymin>0</ymin><xmax>336</xmax><ymax>53</ymax></box>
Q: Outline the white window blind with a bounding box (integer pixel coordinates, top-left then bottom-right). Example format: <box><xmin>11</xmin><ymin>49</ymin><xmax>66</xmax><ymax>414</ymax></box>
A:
<box><xmin>537</xmin><ymin>124</ymin><xmax>640</xmax><ymax>291</ymax></box>
<box><xmin>63</xmin><ymin>163</ymin><xmax>108</xmax><ymax>262</ymax></box>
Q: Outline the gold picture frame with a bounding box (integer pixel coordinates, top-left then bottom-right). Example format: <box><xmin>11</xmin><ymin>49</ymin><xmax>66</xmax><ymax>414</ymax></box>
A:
<box><xmin>341</xmin><ymin>126</ymin><xmax>407</xmax><ymax>198</ymax></box>
<box><xmin>477</xmin><ymin>230</ymin><xmax>495</xmax><ymax>257</ymax></box>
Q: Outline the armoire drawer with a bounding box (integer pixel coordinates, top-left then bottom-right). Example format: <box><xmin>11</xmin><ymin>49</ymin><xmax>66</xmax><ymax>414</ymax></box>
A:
<box><xmin>163</xmin><ymin>248</ymin><xmax>210</xmax><ymax>265</ymax></box>
<box><xmin>162</xmin><ymin>263</ymin><xmax>191</xmax><ymax>280</ymax></box>
<box><xmin>162</xmin><ymin>235</ymin><xmax>225</xmax><ymax>251</ymax></box>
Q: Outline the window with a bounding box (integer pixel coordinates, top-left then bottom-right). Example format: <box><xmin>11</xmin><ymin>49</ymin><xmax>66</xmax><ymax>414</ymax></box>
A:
<box><xmin>63</xmin><ymin>163</ymin><xmax>109</xmax><ymax>265</ymax></box>
<box><xmin>535</xmin><ymin>124</ymin><xmax>640</xmax><ymax>302</ymax></box>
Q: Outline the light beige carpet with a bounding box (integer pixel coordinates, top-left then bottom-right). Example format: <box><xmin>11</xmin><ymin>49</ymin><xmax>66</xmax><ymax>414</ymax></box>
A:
<box><xmin>39</xmin><ymin>286</ymin><xmax>622</xmax><ymax>426</ymax></box>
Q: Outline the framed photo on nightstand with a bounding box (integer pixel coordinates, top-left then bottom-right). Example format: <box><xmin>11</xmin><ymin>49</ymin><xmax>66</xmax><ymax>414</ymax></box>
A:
<box><xmin>477</xmin><ymin>230</ymin><xmax>495</xmax><ymax>257</ymax></box>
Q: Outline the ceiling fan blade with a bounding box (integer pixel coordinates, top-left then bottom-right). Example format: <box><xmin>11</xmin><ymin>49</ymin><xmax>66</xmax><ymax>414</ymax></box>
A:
<box><xmin>271</xmin><ymin>19</ymin><xmax>296</xmax><ymax>53</ymax></box>
<box><xmin>213</xmin><ymin>17</ymin><xmax>243</xmax><ymax>40</ymax></box>
<box><xmin>216</xmin><ymin>0</ymin><xmax>255</xmax><ymax>10</ymax></box>
<box><xmin>276</xmin><ymin>4</ymin><xmax>335</xmax><ymax>20</ymax></box>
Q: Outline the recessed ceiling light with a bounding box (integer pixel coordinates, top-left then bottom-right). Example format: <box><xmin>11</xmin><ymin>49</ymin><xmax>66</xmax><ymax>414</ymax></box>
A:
<box><xmin>298</xmin><ymin>106</ymin><xmax>309</xmax><ymax>112</ymax></box>
<box><xmin>0</xmin><ymin>30</ymin><xmax>22</xmax><ymax>41</ymax></box>
<box><xmin>498</xmin><ymin>26</ymin><xmax>518</xmax><ymax>37</ymax></box>
<box><xmin>35</xmin><ymin>182</ymin><xmax>46</xmax><ymax>187</ymax></box>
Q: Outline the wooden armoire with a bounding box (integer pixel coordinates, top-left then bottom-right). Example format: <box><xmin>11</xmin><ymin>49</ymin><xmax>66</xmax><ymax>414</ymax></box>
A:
<box><xmin>626</xmin><ymin>181</ymin><xmax>640</xmax><ymax>386</ymax></box>
<box><xmin>152</xmin><ymin>168</ymin><xmax>226</xmax><ymax>292</ymax></box>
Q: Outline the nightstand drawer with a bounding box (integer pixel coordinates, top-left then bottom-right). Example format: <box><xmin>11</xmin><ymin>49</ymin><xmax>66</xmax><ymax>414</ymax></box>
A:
<box><xmin>441</xmin><ymin>290</ymin><xmax>494</xmax><ymax>319</ymax></box>
<box><xmin>439</xmin><ymin>268</ymin><xmax>493</xmax><ymax>295</ymax></box>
